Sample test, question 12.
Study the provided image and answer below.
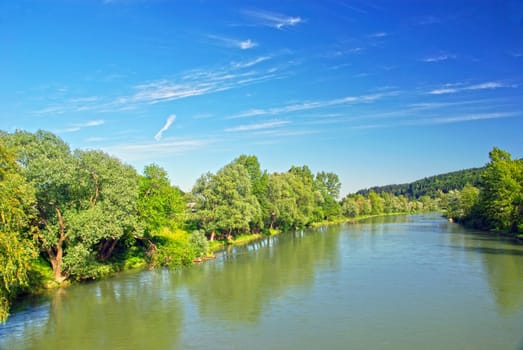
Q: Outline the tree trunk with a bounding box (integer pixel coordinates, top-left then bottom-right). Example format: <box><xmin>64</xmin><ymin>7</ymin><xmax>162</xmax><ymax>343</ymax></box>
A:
<box><xmin>49</xmin><ymin>206</ymin><xmax>68</xmax><ymax>283</ymax></box>
<box><xmin>98</xmin><ymin>239</ymin><xmax>118</xmax><ymax>261</ymax></box>
<box><xmin>210</xmin><ymin>231</ymin><xmax>215</xmax><ymax>242</ymax></box>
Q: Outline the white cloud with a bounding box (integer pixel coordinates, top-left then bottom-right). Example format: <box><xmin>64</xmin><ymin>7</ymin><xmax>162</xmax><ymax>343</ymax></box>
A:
<box><xmin>422</xmin><ymin>54</ymin><xmax>455</xmax><ymax>63</ymax></box>
<box><xmin>232</xmin><ymin>56</ymin><xmax>271</xmax><ymax>69</ymax></box>
<box><xmin>414</xmin><ymin>112</ymin><xmax>518</xmax><ymax>125</ymax></box>
<box><xmin>368</xmin><ymin>32</ymin><xmax>388</xmax><ymax>38</ymax></box>
<box><xmin>155</xmin><ymin>114</ymin><xmax>176</xmax><ymax>141</ymax></box>
<box><xmin>32</xmin><ymin>56</ymin><xmax>293</xmax><ymax>116</ymax></box>
<box><xmin>207</xmin><ymin>35</ymin><xmax>258</xmax><ymax>50</ymax></box>
<box><xmin>228</xmin><ymin>91</ymin><xmax>399</xmax><ymax>119</ymax></box>
<box><xmin>243</xmin><ymin>9</ymin><xmax>303</xmax><ymax>29</ymax></box>
<box><xmin>429</xmin><ymin>88</ymin><xmax>458</xmax><ymax>95</ymax></box>
<box><xmin>82</xmin><ymin>119</ymin><xmax>105</xmax><ymax>127</ymax></box>
<box><xmin>103</xmin><ymin>138</ymin><xmax>211</xmax><ymax>161</ymax></box>
<box><xmin>465</xmin><ymin>82</ymin><xmax>504</xmax><ymax>90</ymax></box>
<box><xmin>54</xmin><ymin>119</ymin><xmax>105</xmax><ymax>134</ymax></box>
<box><xmin>225</xmin><ymin>120</ymin><xmax>289</xmax><ymax>132</ymax></box>
<box><xmin>428</xmin><ymin>81</ymin><xmax>516</xmax><ymax>95</ymax></box>
<box><xmin>240</xmin><ymin>39</ymin><xmax>257</xmax><ymax>50</ymax></box>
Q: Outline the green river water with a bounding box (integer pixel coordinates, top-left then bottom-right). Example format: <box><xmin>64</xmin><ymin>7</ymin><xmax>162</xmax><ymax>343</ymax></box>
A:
<box><xmin>1</xmin><ymin>214</ymin><xmax>523</xmax><ymax>349</ymax></box>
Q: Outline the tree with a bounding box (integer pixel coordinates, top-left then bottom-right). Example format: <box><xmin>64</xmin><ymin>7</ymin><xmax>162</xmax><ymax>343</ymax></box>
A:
<box><xmin>232</xmin><ymin>155</ymin><xmax>267</xmax><ymax>232</ymax></box>
<box><xmin>0</xmin><ymin>138</ymin><xmax>36</xmax><ymax>321</ymax></box>
<box><xmin>192</xmin><ymin>163</ymin><xmax>261</xmax><ymax>239</ymax></box>
<box><xmin>315</xmin><ymin>171</ymin><xmax>341</xmax><ymax>199</ymax></box>
<box><xmin>65</xmin><ymin>150</ymin><xmax>142</xmax><ymax>278</ymax></box>
<box><xmin>7</xmin><ymin>131</ymin><xmax>143</xmax><ymax>281</ymax></box>
<box><xmin>266</xmin><ymin>172</ymin><xmax>301</xmax><ymax>229</ymax></box>
<box><xmin>368</xmin><ymin>191</ymin><xmax>384</xmax><ymax>215</ymax></box>
<box><xmin>138</xmin><ymin>164</ymin><xmax>185</xmax><ymax>234</ymax></box>
<box><xmin>7</xmin><ymin>130</ymin><xmax>76</xmax><ymax>282</ymax></box>
<box><xmin>478</xmin><ymin>148</ymin><xmax>523</xmax><ymax>233</ymax></box>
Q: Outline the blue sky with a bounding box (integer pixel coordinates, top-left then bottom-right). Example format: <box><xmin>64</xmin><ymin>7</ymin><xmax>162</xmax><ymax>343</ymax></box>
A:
<box><xmin>1</xmin><ymin>0</ymin><xmax>523</xmax><ymax>195</ymax></box>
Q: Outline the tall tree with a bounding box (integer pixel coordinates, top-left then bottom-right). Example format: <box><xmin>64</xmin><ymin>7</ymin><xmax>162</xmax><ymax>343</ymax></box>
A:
<box><xmin>7</xmin><ymin>132</ymin><xmax>143</xmax><ymax>281</ymax></box>
<box><xmin>479</xmin><ymin>148</ymin><xmax>523</xmax><ymax>233</ymax></box>
<box><xmin>192</xmin><ymin>163</ymin><xmax>261</xmax><ymax>239</ymax></box>
<box><xmin>138</xmin><ymin>164</ymin><xmax>185</xmax><ymax>234</ymax></box>
<box><xmin>0</xmin><ymin>138</ymin><xmax>36</xmax><ymax>322</ymax></box>
<box><xmin>315</xmin><ymin>171</ymin><xmax>341</xmax><ymax>199</ymax></box>
<box><xmin>7</xmin><ymin>130</ymin><xmax>75</xmax><ymax>282</ymax></box>
<box><xmin>66</xmin><ymin>150</ymin><xmax>142</xmax><ymax>274</ymax></box>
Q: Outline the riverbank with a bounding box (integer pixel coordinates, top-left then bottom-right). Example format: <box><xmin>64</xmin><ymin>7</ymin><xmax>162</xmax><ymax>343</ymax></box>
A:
<box><xmin>209</xmin><ymin>212</ymin><xmax>416</xmax><ymax>253</ymax></box>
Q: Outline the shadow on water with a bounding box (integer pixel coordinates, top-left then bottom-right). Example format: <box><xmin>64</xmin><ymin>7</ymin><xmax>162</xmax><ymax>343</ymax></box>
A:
<box><xmin>447</xmin><ymin>245</ymin><xmax>523</xmax><ymax>257</ymax></box>
<box><xmin>179</xmin><ymin>225</ymin><xmax>342</xmax><ymax>324</ymax></box>
<box><xmin>0</xmin><ymin>270</ymin><xmax>185</xmax><ymax>350</ymax></box>
<box><xmin>445</xmin><ymin>225</ymin><xmax>523</xmax><ymax>316</ymax></box>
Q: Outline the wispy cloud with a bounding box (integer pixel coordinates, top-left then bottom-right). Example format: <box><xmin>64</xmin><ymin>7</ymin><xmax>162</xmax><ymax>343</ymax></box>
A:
<box><xmin>103</xmin><ymin>138</ymin><xmax>211</xmax><ymax>161</ymax></box>
<box><xmin>413</xmin><ymin>112</ymin><xmax>519</xmax><ymax>125</ymax></box>
<box><xmin>225</xmin><ymin>120</ymin><xmax>289</xmax><ymax>132</ymax></box>
<box><xmin>82</xmin><ymin>119</ymin><xmax>105</xmax><ymax>127</ymax></box>
<box><xmin>33</xmin><ymin>57</ymin><xmax>289</xmax><ymax>115</ymax></box>
<box><xmin>368</xmin><ymin>32</ymin><xmax>388</xmax><ymax>38</ymax></box>
<box><xmin>228</xmin><ymin>91</ymin><xmax>399</xmax><ymax>119</ymax></box>
<box><xmin>55</xmin><ymin>119</ymin><xmax>105</xmax><ymax>133</ymax></box>
<box><xmin>155</xmin><ymin>114</ymin><xmax>176</xmax><ymax>141</ymax></box>
<box><xmin>422</xmin><ymin>54</ymin><xmax>456</xmax><ymax>63</ymax></box>
<box><xmin>231</xmin><ymin>56</ymin><xmax>271</xmax><ymax>69</ymax></box>
<box><xmin>207</xmin><ymin>35</ymin><xmax>258</xmax><ymax>50</ymax></box>
<box><xmin>429</xmin><ymin>81</ymin><xmax>517</xmax><ymax>95</ymax></box>
<box><xmin>243</xmin><ymin>9</ymin><xmax>303</xmax><ymax>29</ymax></box>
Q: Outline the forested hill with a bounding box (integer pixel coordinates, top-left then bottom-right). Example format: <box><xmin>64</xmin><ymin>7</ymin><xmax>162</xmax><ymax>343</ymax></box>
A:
<box><xmin>356</xmin><ymin>166</ymin><xmax>485</xmax><ymax>199</ymax></box>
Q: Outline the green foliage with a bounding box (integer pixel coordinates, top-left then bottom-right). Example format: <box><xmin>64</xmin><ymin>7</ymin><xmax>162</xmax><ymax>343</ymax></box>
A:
<box><xmin>138</xmin><ymin>164</ymin><xmax>185</xmax><ymax>234</ymax></box>
<box><xmin>192</xmin><ymin>162</ymin><xmax>262</xmax><ymax>238</ymax></box>
<box><xmin>6</xmin><ymin>132</ymin><xmax>142</xmax><ymax>282</ymax></box>
<box><xmin>189</xmin><ymin>230</ymin><xmax>209</xmax><ymax>258</ymax></box>
<box><xmin>0</xmin><ymin>138</ymin><xmax>37</xmax><ymax>322</ymax></box>
<box><xmin>151</xmin><ymin>228</ymin><xmax>196</xmax><ymax>269</ymax></box>
<box><xmin>443</xmin><ymin>148</ymin><xmax>523</xmax><ymax>235</ymax></box>
<box><xmin>357</xmin><ymin>167</ymin><xmax>485</xmax><ymax>199</ymax></box>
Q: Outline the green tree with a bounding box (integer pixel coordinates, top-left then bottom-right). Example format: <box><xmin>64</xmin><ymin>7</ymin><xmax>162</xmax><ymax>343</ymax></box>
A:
<box><xmin>232</xmin><ymin>155</ymin><xmax>267</xmax><ymax>232</ymax></box>
<box><xmin>315</xmin><ymin>172</ymin><xmax>342</xmax><ymax>220</ymax></box>
<box><xmin>7</xmin><ymin>131</ymin><xmax>143</xmax><ymax>281</ymax></box>
<box><xmin>192</xmin><ymin>163</ymin><xmax>261</xmax><ymax>239</ymax></box>
<box><xmin>138</xmin><ymin>164</ymin><xmax>185</xmax><ymax>234</ymax></box>
<box><xmin>315</xmin><ymin>171</ymin><xmax>341</xmax><ymax>199</ymax></box>
<box><xmin>7</xmin><ymin>130</ymin><xmax>76</xmax><ymax>282</ymax></box>
<box><xmin>478</xmin><ymin>148</ymin><xmax>523</xmax><ymax>233</ymax></box>
<box><xmin>368</xmin><ymin>191</ymin><xmax>384</xmax><ymax>215</ymax></box>
<box><xmin>341</xmin><ymin>196</ymin><xmax>359</xmax><ymax>218</ymax></box>
<box><xmin>266</xmin><ymin>172</ymin><xmax>301</xmax><ymax>229</ymax></box>
<box><xmin>64</xmin><ymin>150</ymin><xmax>142</xmax><ymax>279</ymax></box>
<box><xmin>0</xmin><ymin>138</ymin><xmax>37</xmax><ymax>321</ymax></box>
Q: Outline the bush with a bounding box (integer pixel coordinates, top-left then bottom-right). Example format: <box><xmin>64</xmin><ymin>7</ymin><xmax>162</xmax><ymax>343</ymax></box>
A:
<box><xmin>151</xmin><ymin>228</ymin><xmax>196</xmax><ymax>269</ymax></box>
<box><xmin>189</xmin><ymin>230</ymin><xmax>209</xmax><ymax>258</ymax></box>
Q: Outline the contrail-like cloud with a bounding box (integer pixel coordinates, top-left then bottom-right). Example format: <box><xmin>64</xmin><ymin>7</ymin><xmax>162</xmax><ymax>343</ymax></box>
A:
<box><xmin>155</xmin><ymin>114</ymin><xmax>176</xmax><ymax>141</ymax></box>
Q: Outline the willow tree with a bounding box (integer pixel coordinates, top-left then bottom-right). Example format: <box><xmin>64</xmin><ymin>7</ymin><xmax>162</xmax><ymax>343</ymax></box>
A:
<box><xmin>192</xmin><ymin>162</ymin><xmax>261</xmax><ymax>239</ymax></box>
<box><xmin>7</xmin><ymin>131</ymin><xmax>142</xmax><ymax>281</ymax></box>
<box><xmin>65</xmin><ymin>150</ymin><xmax>142</xmax><ymax>279</ymax></box>
<box><xmin>0</xmin><ymin>138</ymin><xmax>36</xmax><ymax>321</ymax></box>
<box><xmin>7</xmin><ymin>130</ymin><xmax>75</xmax><ymax>282</ymax></box>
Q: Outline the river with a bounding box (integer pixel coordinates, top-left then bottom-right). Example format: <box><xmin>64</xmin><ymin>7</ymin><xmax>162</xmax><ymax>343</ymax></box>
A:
<box><xmin>1</xmin><ymin>214</ymin><xmax>523</xmax><ymax>349</ymax></box>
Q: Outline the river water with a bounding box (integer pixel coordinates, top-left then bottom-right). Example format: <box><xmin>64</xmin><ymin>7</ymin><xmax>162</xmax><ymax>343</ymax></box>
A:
<box><xmin>1</xmin><ymin>214</ymin><xmax>523</xmax><ymax>349</ymax></box>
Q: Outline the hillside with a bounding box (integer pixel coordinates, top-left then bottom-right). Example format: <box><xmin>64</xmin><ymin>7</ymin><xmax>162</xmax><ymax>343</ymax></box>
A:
<box><xmin>356</xmin><ymin>166</ymin><xmax>485</xmax><ymax>199</ymax></box>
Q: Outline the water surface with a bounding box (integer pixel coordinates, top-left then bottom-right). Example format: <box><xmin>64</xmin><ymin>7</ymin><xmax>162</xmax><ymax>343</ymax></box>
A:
<box><xmin>1</xmin><ymin>214</ymin><xmax>523</xmax><ymax>349</ymax></box>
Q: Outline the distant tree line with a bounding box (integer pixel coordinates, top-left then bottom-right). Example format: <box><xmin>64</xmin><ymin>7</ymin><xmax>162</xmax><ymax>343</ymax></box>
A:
<box><xmin>357</xmin><ymin>167</ymin><xmax>485</xmax><ymax>199</ymax></box>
